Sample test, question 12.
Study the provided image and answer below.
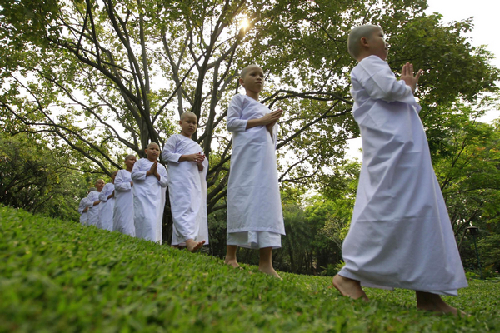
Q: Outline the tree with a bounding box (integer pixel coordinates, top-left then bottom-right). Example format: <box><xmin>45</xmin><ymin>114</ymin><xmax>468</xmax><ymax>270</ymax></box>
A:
<box><xmin>0</xmin><ymin>0</ymin><xmax>497</xmax><ymax>216</ymax></box>
<box><xmin>430</xmin><ymin>110</ymin><xmax>500</xmax><ymax>254</ymax></box>
<box><xmin>0</xmin><ymin>132</ymin><xmax>90</xmax><ymax>221</ymax></box>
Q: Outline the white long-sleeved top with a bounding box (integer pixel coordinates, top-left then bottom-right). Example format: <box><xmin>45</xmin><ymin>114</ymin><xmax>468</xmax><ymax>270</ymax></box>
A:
<box><xmin>131</xmin><ymin>158</ymin><xmax>168</xmax><ymax>244</ymax></box>
<box><xmin>112</xmin><ymin>170</ymin><xmax>135</xmax><ymax>236</ymax></box>
<box><xmin>226</xmin><ymin>94</ymin><xmax>285</xmax><ymax>235</ymax></box>
<box><xmin>77</xmin><ymin>197</ymin><xmax>89</xmax><ymax>225</ymax></box>
<box><xmin>99</xmin><ymin>183</ymin><xmax>115</xmax><ymax>231</ymax></box>
<box><xmin>162</xmin><ymin>134</ymin><xmax>209</xmax><ymax>246</ymax></box>
<box><xmin>84</xmin><ymin>191</ymin><xmax>101</xmax><ymax>227</ymax></box>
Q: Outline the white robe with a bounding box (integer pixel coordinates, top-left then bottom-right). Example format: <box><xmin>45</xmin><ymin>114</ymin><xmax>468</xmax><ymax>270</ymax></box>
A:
<box><xmin>85</xmin><ymin>191</ymin><xmax>102</xmax><ymax>227</ymax></box>
<box><xmin>226</xmin><ymin>94</ymin><xmax>285</xmax><ymax>236</ymax></box>
<box><xmin>132</xmin><ymin>158</ymin><xmax>168</xmax><ymax>244</ymax></box>
<box><xmin>162</xmin><ymin>134</ymin><xmax>209</xmax><ymax>246</ymax></box>
<box><xmin>99</xmin><ymin>183</ymin><xmax>115</xmax><ymax>231</ymax></box>
<box><xmin>113</xmin><ymin>170</ymin><xmax>135</xmax><ymax>236</ymax></box>
<box><xmin>77</xmin><ymin>197</ymin><xmax>88</xmax><ymax>226</ymax></box>
<box><xmin>339</xmin><ymin>56</ymin><xmax>467</xmax><ymax>295</ymax></box>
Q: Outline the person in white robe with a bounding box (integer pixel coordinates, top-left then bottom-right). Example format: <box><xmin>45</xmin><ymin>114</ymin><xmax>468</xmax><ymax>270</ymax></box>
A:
<box><xmin>99</xmin><ymin>171</ymin><xmax>117</xmax><ymax>231</ymax></box>
<box><xmin>132</xmin><ymin>143</ymin><xmax>168</xmax><ymax>244</ymax></box>
<box><xmin>332</xmin><ymin>25</ymin><xmax>467</xmax><ymax>315</ymax></box>
<box><xmin>113</xmin><ymin>155</ymin><xmax>137</xmax><ymax>236</ymax></box>
<box><xmin>162</xmin><ymin>112</ymin><xmax>208</xmax><ymax>252</ymax></box>
<box><xmin>84</xmin><ymin>180</ymin><xmax>104</xmax><ymax>227</ymax></box>
<box><xmin>226</xmin><ymin>65</ymin><xmax>285</xmax><ymax>279</ymax></box>
<box><xmin>77</xmin><ymin>189</ymin><xmax>93</xmax><ymax>226</ymax></box>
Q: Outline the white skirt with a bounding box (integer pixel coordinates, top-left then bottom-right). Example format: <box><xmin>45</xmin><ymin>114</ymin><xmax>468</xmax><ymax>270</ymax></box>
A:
<box><xmin>227</xmin><ymin>231</ymin><xmax>281</xmax><ymax>250</ymax></box>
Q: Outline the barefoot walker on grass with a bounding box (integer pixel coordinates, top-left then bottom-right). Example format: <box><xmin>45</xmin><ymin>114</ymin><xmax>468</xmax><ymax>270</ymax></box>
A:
<box><xmin>225</xmin><ymin>65</ymin><xmax>285</xmax><ymax>278</ymax></box>
<box><xmin>77</xmin><ymin>187</ymin><xmax>94</xmax><ymax>226</ymax></box>
<box><xmin>84</xmin><ymin>180</ymin><xmax>104</xmax><ymax>227</ymax></box>
<box><xmin>113</xmin><ymin>155</ymin><xmax>137</xmax><ymax>236</ymax></box>
<box><xmin>99</xmin><ymin>171</ymin><xmax>118</xmax><ymax>232</ymax></box>
<box><xmin>332</xmin><ymin>25</ymin><xmax>468</xmax><ymax>315</ymax></box>
<box><xmin>162</xmin><ymin>111</ymin><xmax>208</xmax><ymax>252</ymax></box>
<box><xmin>132</xmin><ymin>143</ymin><xmax>168</xmax><ymax>244</ymax></box>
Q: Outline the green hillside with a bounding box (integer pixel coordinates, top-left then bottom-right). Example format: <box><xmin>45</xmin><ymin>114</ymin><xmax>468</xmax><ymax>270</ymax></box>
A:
<box><xmin>1</xmin><ymin>205</ymin><xmax>499</xmax><ymax>332</ymax></box>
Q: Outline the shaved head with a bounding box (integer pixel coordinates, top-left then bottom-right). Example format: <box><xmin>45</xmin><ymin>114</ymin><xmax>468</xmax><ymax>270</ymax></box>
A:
<box><xmin>347</xmin><ymin>25</ymin><xmax>381</xmax><ymax>59</ymax></box>
<box><xmin>147</xmin><ymin>142</ymin><xmax>159</xmax><ymax>150</ymax></box>
<box><xmin>125</xmin><ymin>154</ymin><xmax>136</xmax><ymax>161</ymax></box>
<box><xmin>240</xmin><ymin>65</ymin><xmax>261</xmax><ymax>78</ymax></box>
<box><xmin>180</xmin><ymin>111</ymin><xmax>197</xmax><ymax>121</ymax></box>
<box><xmin>111</xmin><ymin>170</ymin><xmax>118</xmax><ymax>177</ymax></box>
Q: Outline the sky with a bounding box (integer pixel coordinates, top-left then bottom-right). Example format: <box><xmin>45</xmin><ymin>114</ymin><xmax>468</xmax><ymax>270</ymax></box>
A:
<box><xmin>346</xmin><ymin>0</ymin><xmax>500</xmax><ymax>160</ymax></box>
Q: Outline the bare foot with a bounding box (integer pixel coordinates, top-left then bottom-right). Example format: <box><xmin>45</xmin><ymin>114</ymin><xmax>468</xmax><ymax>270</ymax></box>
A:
<box><xmin>224</xmin><ymin>258</ymin><xmax>242</xmax><ymax>269</ymax></box>
<box><xmin>332</xmin><ymin>275</ymin><xmax>369</xmax><ymax>301</ymax></box>
<box><xmin>416</xmin><ymin>291</ymin><xmax>468</xmax><ymax>316</ymax></box>
<box><xmin>258</xmin><ymin>266</ymin><xmax>282</xmax><ymax>280</ymax></box>
<box><xmin>186</xmin><ymin>239</ymin><xmax>205</xmax><ymax>252</ymax></box>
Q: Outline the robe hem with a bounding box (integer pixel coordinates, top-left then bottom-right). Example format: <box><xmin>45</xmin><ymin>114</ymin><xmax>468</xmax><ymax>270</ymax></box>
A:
<box><xmin>227</xmin><ymin>227</ymin><xmax>286</xmax><ymax>235</ymax></box>
<box><xmin>338</xmin><ymin>270</ymin><xmax>467</xmax><ymax>295</ymax></box>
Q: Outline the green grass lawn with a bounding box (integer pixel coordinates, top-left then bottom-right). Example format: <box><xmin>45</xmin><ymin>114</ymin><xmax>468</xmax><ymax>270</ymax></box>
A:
<box><xmin>1</xmin><ymin>205</ymin><xmax>499</xmax><ymax>332</ymax></box>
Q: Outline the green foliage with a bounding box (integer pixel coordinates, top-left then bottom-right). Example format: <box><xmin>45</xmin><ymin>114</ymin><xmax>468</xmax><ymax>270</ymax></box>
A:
<box><xmin>320</xmin><ymin>261</ymin><xmax>345</xmax><ymax>277</ymax></box>
<box><xmin>0</xmin><ymin>132</ymin><xmax>91</xmax><ymax>221</ymax></box>
<box><xmin>1</xmin><ymin>0</ymin><xmax>498</xmax><ymax>213</ymax></box>
<box><xmin>478</xmin><ymin>227</ymin><xmax>500</xmax><ymax>275</ymax></box>
<box><xmin>312</xmin><ymin>161</ymin><xmax>360</xmax><ymax>250</ymax></box>
<box><xmin>278</xmin><ymin>202</ymin><xmax>317</xmax><ymax>274</ymax></box>
<box><xmin>429</xmin><ymin>110</ymin><xmax>500</xmax><ymax>256</ymax></box>
<box><xmin>1</xmin><ymin>205</ymin><xmax>500</xmax><ymax>332</ymax></box>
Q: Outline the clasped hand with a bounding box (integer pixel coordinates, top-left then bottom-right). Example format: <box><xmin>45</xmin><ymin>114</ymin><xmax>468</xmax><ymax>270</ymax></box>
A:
<box><xmin>261</xmin><ymin>109</ymin><xmax>283</xmax><ymax>125</ymax></box>
<box><xmin>263</xmin><ymin>109</ymin><xmax>283</xmax><ymax>132</ymax></box>
<box><xmin>147</xmin><ymin>161</ymin><xmax>161</xmax><ymax>180</ymax></box>
<box><xmin>186</xmin><ymin>152</ymin><xmax>205</xmax><ymax>163</ymax></box>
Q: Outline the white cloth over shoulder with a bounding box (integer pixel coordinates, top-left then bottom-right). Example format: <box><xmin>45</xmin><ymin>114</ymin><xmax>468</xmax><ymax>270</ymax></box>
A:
<box><xmin>84</xmin><ymin>191</ymin><xmax>101</xmax><ymax>227</ymax></box>
<box><xmin>113</xmin><ymin>170</ymin><xmax>135</xmax><ymax>236</ymax></box>
<box><xmin>77</xmin><ymin>197</ymin><xmax>89</xmax><ymax>226</ymax></box>
<box><xmin>339</xmin><ymin>56</ymin><xmax>467</xmax><ymax>295</ymax></box>
<box><xmin>226</xmin><ymin>94</ymin><xmax>285</xmax><ymax>236</ymax></box>
<box><xmin>162</xmin><ymin>134</ymin><xmax>209</xmax><ymax>246</ymax></box>
<box><xmin>99</xmin><ymin>183</ymin><xmax>115</xmax><ymax>231</ymax></box>
<box><xmin>132</xmin><ymin>158</ymin><xmax>168</xmax><ymax>244</ymax></box>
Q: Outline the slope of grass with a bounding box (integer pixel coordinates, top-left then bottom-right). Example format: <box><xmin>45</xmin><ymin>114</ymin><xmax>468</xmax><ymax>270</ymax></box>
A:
<box><xmin>1</xmin><ymin>205</ymin><xmax>499</xmax><ymax>332</ymax></box>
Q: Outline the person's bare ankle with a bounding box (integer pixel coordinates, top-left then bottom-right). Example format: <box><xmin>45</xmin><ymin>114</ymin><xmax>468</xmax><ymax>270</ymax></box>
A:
<box><xmin>186</xmin><ymin>239</ymin><xmax>205</xmax><ymax>252</ymax></box>
<box><xmin>332</xmin><ymin>275</ymin><xmax>368</xmax><ymax>301</ymax></box>
<box><xmin>258</xmin><ymin>266</ymin><xmax>281</xmax><ymax>279</ymax></box>
<box><xmin>416</xmin><ymin>291</ymin><xmax>466</xmax><ymax>316</ymax></box>
<box><xmin>225</xmin><ymin>258</ymin><xmax>241</xmax><ymax>269</ymax></box>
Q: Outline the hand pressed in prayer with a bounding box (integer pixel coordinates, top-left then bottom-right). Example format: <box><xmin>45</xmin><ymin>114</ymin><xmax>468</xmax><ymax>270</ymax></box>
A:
<box><xmin>267</xmin><ymin>109</ymin><xmax>282</xmax><ymax>134</ymax></box>
<box><xmin>400</xmin><ymin>62</ymin><xmax>423</xmax><ymax>94</ymax></box>
<box><xmin>261</xmin><ymin>109</ymin><xmax>283</xmax><ymax>125</ymax></box>
<box><xmin>148</xmin><ymin>161</ymin><xmax>158</xmax><ymax>177</ymax></box>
